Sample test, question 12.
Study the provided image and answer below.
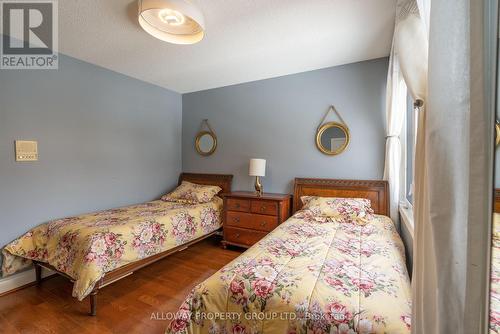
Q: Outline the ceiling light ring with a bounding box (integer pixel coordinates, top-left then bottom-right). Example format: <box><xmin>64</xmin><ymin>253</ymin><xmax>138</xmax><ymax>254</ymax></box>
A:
<box><xmin>158</xmin><ymin>8</ymin><xmax>185</xmax><ymax>26</ymax></box>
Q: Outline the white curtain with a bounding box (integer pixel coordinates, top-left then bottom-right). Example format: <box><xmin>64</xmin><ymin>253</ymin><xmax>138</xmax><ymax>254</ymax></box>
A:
<box><xmin>415</xmin><ymin>0</ymin><xmax>430</xmax><ymax>35</ymax></box>
<box><xmin>412</xmin><ymin>0</ymin><xmax>494</xmax><ymax>333</ymax></box>
<box><xmin>383</xmin><ymin>46</ymin><xmax>407</xmax><ymax>222</ymax></box>
<box><xmin>384</xmin><ymin>0</ymin><xmax>429</xmax><ymax>224</ymax></box>
<box><xmin>393</xmin><ymin>1</ymin><xmax>428</xmax><ymax>101</ymax></box>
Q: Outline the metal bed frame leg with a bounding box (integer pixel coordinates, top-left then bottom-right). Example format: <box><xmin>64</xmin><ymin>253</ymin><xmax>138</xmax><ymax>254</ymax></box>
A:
<box><xmin>90</xmin><ymin>290</ymin><xmax>98</xmax><ymax>316</ymax></box>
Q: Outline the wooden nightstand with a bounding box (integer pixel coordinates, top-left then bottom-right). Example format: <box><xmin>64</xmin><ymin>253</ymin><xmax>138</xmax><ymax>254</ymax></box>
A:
<box><xmin>221</xmin><ymin>191</ymin><xmax>292</xmax><ymax>249</ymax></box>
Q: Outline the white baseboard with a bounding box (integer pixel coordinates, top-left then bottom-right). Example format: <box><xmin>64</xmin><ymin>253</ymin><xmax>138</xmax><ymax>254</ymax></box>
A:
<box><xmin>0</xmin><ymin>267</ymin><xmax>54</xmax><ymax>295</ymax></box>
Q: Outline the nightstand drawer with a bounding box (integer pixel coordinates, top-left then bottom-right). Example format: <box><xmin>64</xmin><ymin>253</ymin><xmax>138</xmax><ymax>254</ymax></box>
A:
<box><xmin>224</xmin><ymin>227</ymin><xmax>268</xmax><ymax>247</ymax></box>
<box><xmin>226</xmin><ymin>198</ymin><xmax>250</xmax><ymax>212</ymax></box>
<box><xmin>251</xmin><ymin>200</ymin><xmax>278</xmax><ymax>216</ymax></box>
<box><xmin>226</xmin><ymin>211</ymin><xmax>278</xmax><ymax>232</ymax></box>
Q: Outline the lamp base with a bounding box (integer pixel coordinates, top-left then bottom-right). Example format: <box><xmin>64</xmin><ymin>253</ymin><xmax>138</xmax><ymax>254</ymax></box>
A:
<box><xmin>254</xmin><ymin>176</ymin><xmax>263</xmax><ymax>197</ymax></box>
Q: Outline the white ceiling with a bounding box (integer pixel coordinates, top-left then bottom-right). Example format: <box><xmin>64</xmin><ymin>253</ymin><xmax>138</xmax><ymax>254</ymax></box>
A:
<box><xmin>59</xmin><ymin>0</ymin><xmax>396</xmax><ymax>93</ymax></box>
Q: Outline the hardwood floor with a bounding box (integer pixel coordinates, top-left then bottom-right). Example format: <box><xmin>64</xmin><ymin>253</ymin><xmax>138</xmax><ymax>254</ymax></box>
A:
<box><xmin>0</xmin><ymin>237</ymin><xmax>242</xmax><ymax>334</ymax></box>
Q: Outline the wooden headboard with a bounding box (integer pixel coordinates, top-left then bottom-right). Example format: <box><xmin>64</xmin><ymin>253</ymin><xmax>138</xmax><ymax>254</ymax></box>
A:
<box><xmin>293</xmin><ymin>178</ymin><xmax>390</xmax><ymax>216</ymax></box>
<box><xmin>178</xmin><ymin>173</ymin><xmax>233</xmax><ymax>194</ymax></box>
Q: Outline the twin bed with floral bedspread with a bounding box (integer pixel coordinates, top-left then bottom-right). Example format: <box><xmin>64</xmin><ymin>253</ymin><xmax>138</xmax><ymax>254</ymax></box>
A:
<box><xmin>2</xmin><ymin>198</ymin><xmax>223</xmax><ymax>300</ymax></box>
<box><xmin>166</xmin><ymin>179</ymin><xmax>412</xmax><ymax>334</ymax></box>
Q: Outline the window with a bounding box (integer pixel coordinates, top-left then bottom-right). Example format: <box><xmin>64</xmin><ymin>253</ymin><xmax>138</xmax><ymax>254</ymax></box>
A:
<box><xmin>400</xmin><ymin>92</ymin><xmax>418</xmax><ymax>232</ymax></box>
<box><xmin>405</xmin><ymin>94</ymin><xmax>418</xmax><ymax>207</ymax></box>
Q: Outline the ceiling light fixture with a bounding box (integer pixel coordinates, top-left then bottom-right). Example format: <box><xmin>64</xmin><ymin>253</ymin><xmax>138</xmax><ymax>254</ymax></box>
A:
<box><xmin>138</xmin><ymin>0</ymin><xmax>205</xmax><ymax>45</ymax></box>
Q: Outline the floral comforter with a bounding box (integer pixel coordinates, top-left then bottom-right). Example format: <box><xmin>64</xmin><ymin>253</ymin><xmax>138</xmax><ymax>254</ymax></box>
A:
<box><xmin>167</xmin><ymin>210</ymin><xmax>411</xmax><ymax>334</ymax></box>
<box><xmin>1</xmin><ymin>198</ymin><xmax>223</xmax><ymax>300</ymax></box>
<box><xmin>490</xmin><ymin>213</ymin><xmax>500</xmax><ymax>333</ymax></box>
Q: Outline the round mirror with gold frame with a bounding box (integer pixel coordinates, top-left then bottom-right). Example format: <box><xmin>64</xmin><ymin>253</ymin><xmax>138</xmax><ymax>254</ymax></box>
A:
<box><xmin>316</xmin><ymin>122</ymin><xmax>350</xmax><ymax>155</ymax></box>
<box><xmin>195</xmin><ymin>131</ymin><xmax>217</xmax><ymax>156</ymax></box>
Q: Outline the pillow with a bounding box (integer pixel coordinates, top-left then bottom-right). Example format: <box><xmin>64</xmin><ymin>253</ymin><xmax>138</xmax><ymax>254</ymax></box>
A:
<box><xmin>300</xmin><ymin>196</ymin><xmax>374</xmax><ymax>223</ymax></box>
<box><xmin>161</xmin><ymin>181</ymin><xmax>221</xmax><ymax>204</ymax></box>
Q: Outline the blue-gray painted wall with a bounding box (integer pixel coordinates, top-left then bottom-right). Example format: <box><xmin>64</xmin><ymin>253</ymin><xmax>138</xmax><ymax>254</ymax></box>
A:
<box><xmin>0</xmin><ymin>54</ymin><xmax>182</xmax><ymax>249</ymax></box>
<box><xmin>182</xmin><ymin>58</ymin><xmax>389</xmax><ymax>194</ymax></box>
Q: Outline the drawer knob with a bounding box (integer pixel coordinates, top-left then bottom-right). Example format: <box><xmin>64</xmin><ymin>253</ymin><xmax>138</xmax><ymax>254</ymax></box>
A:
<box><xmin>233</xmin><ymin>217</ymin><xmax>240</xmax><ymax>223</ymax></box>
<box><xmin>235</xmin><ymin>233</ymin><xmax>240</xmax><ymax>238</ymax></box>
<box><xmin>261</xmin><ymin>206</ymin><xmax>266</xmax><ymax>211</ymax></box>
<box><xmin>235</xmin><ymin>203</ymin><xmax>240</xmax><ymax>208</ymax></box>
<box><xmin>260</xmin><ymin>221</ymin><xmax>267</xmax><ymax>227</ymax></box>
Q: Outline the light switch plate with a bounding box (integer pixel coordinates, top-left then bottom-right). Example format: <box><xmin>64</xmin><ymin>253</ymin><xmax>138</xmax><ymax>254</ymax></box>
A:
<box><xmin>15</xmin><ymin>140</ymin><xmax>38</xmax><ymax>161</ymax></box>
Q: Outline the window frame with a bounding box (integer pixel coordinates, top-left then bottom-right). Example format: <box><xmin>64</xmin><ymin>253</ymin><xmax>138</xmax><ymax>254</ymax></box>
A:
<box><xmin>400</xmin><ymin>92</ymin><xmax>417</xmax><ymax>231</ymax></box>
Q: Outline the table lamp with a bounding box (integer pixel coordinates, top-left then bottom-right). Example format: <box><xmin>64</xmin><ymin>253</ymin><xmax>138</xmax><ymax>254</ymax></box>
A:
<box><xmin>249</xmin><ymin>158</ymin><xmax>266</xmax><ymax>196</ymax></box>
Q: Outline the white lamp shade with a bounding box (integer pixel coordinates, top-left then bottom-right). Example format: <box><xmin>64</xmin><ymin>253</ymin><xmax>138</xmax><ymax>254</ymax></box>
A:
<box><xmin>138</xmin><ymin>0</ymin><xmax>205</xmax><ymax>45</ymax></box>
<box><xmin>249</xmin><ymin>159</ymin><xmax>266</xmax><ymax>177</ymax></box>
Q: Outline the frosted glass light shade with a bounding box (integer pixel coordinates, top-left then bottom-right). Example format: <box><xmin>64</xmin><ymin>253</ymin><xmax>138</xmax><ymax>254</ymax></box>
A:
<box><xmin>138</xmin><ymin>0</ymin><xmax>205</xmax><ymax>45</ymax></box>
<box><xmin>249</xmin><ymin>159</ymin><xmax>266</xmax><ymax>177</ymax></box>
